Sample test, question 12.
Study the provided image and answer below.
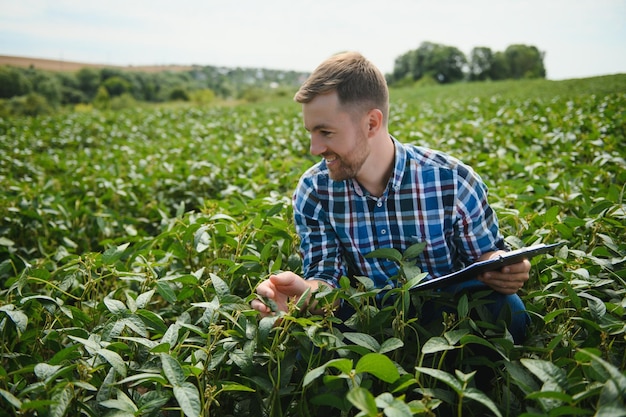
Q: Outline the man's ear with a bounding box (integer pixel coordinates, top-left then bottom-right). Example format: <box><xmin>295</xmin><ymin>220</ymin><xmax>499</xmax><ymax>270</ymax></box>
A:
<box><xmin>367</xmin><ymin>108</ymin><xmax>384</xmax><ymax>137</ymax></box>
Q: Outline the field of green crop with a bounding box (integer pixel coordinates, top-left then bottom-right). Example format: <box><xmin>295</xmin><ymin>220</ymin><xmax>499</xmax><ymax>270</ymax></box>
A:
<box><xmin>1</xmin><ymin>75</ymin><xmax>625</xmax><ymax>417</ymax></box>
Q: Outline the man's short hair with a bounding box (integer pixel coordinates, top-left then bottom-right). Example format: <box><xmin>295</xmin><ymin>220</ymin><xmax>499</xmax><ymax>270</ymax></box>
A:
<box><xmin>294</xmin><ymin>51</ymin><xmax>389</xmax><ymax>125</ymax></box>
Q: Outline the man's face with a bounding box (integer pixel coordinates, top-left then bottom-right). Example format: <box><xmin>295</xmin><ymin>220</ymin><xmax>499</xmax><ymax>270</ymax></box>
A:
<box><xmin>302</xmin><ymin>91</ymin><xmax>370</xmax><ymax>181</ymax></box>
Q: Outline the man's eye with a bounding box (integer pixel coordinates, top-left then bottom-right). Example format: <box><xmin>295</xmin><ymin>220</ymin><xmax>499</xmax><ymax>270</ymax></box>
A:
<box><xmin>321</xmin><ymin>131</ymin><xmax>332</xmax><ymax>137</ymax></box>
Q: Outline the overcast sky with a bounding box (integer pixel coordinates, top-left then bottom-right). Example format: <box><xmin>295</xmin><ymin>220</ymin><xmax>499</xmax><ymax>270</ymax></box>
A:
<box><xmin>1</xmin><ymin>0</ymin><xmax>624</xmax><ymax>80</ymax></box>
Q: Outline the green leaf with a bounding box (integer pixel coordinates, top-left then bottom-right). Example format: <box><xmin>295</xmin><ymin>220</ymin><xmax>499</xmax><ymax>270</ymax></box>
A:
<box><xmin>102</xmin><ymin>242</ymin><xmax>130</xmax><ymax>264</ymax></box>
<box><xmin>50</xmin><ymin>383</ymin><xmax>73</xmax><ymax>417</ymax></box>
<box><xmin>325</xmin><ymin>358</ymin><xmax>354</xmax><ymax>374</ymax></box>
<box><xmin>459</xmin><ymin>334</ymin><xmax>501</xmax><ymax>357</ymax></box>
<box><xmin>421</xmin><ymin>336</ymin><xmax>455</xmax><ymax>354</ymax></box>
<box><xmin>416</xmin><ymin>367</ymin><xmax>462</xmax><ymax>393</ymax></box>
<box><xmin>135</xmin><ymin>289</ymin><xmax>155</xmax><ymax>309</ymax></box>
<box><xmin>402</xmin><ymin>241</ymin><xmax>427</xmax><ymax>260</ymax></box>
<box><xmin>219</xmin><ymin>383</ymin><xmax>256</xmax><ymax>392</ymax></box>
<box><xmin>156</xmin><ymin>280</ymin><xmax>177</xmax><ymax>303</ymax></box>
<box><xmin>365</xmin><ymin>248</ymin><xmax>402</xmax><ymax>263</ymax></box>
<box><xmin>346</xmin><ymin>387</ymin><xmax>378</xmax><ymax>416</ymax></box>
<box><xmin>193</xmin><ymin>226</ymin><xmax>211</xmax><ymax>253</ymax></box>
<box><xmin>209</xmin><ymin>273</ymin><xmax>231</xmax><ymax>298</ymax></box>
<box><xmin>295</xmin><ymin>286</ymin><xmax>311</xmax><ymax>312</ymax></box>
<box><xmin>34</xmin><ymin>363</ymin><xmax>63</xmax><ymax>381</ymax></box>
<box><xmin>136</xmin><ymin>309</ymin><xmax>167</xmax><ymax>333</ymax></box>
<box><xmin>579</xmin><ymin>292</ymin><xmax>607</xmax><ymax>320</ymax></box>
<box><xmin>173</xmin><ymin>382</ymin><xmax>201</xmax><ymax>417</ymax></box>
<box><xmin>97</xmin><ymin>348</ymin><xmax>127</xmax><ymax>377</ymax></box>
<box><xmin>520</xmin><ymin>358</ymin><xmax>568</xmax><ymax>390</ymax></box>
<box><xmin>100</xmin><ymin>390</ymin><xmax>138</xmax><ymax>413</ymax></box>
<box><xmin>116</xmin><ymin>372</ymin><xmax>168</xmax><ymax>387</ymax></box>
<box><xmin>582</xmin><ymin>349</ymin><xmax>626</xmax><ymax>393</ymax></box>
<box><xmin>343</xmin><ymin>332</ymin><xmax>381</xmax><ymax>352</ymax></box>
<box><xmin>355</xmin><ymin>353</ymin><xmax>400</xmax><ymax>383</ymax></box>
<box><xmin>304</xmin><ymin>358</ymin><xmax>353</xmax><ymax>387</ymax></box>
<box><xmin>443</xmin><ymin>329</ymin><xmax>469</xmax><ymax>345</ymax></box>
<box><xmin>0</xmin><ymin>304</ymin><xmax>28</xmax><ymax>333</ymax></box>
<box><xmin>303</xmin><ymin>364</ymin><xmax>328</xmax><ymax>388</ymax></box>
<box><xmin>463</xmin><ymin>388</ymin><xmax>503</xmax><ymax>417</ymax></box>
<box><xmin>379</xmin><ymin>338</ymin><xmax>404</xmax><ymax>354</ymax></box>
<box><xmin>160</xmin><ymin>353</ymin><xmax>185</xmax><ymax>386</ymax></box>
<box><xmin>403</xmin><ymin>268</ymin><xmax>427</xmax><ymax>285</ymax></box>
<box><xmin>0</xmin><ymin>388</ymin><xmax>22</xmax><ymax>408</ymax></box>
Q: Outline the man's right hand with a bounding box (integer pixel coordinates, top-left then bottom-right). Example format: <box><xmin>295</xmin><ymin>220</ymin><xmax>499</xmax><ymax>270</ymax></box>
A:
<box><xmin>251</xmin><ymin>271</ymin><xmax>319</xmax><ymax>317</ymax></box>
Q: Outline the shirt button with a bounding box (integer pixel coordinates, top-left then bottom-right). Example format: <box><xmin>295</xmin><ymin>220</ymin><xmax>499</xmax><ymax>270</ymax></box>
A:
<box><xmin>381</xmin><ymin>229</ymin><xmax>387</xmax><ymax>235</ymax></box>
<box><xmin>377</xmin><ymin>201</ymin><xmax>383</xmax><ymax>207</ymax></box>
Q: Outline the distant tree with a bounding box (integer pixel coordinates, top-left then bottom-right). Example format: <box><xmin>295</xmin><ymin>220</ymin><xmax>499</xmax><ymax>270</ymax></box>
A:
<box><xmin>102</xmin><ymin>76</ymin><xmax>132</xmax><ymax>97</ymax></box>
<box><xmin>93</xmin><ymin>86</ymin><xmax>110</xmax><ymax>109</ymax></box>
<box><xmin>469</xmin><ymin>47</ymin><xmax>494</xmax><ymax>81</ymax></box>
<box><xmin>504</xmin><ymin>44</ymin><xmax>546</xmax><ymax>79</ymax></box>
<box><xmin>169</xmin><ymin>87</ymin><xmax>190</xmax><ymax>101</ymax></box>
<box><xmin>488</xmin><ymin>51</ymin><xmax>510</xmax><ymax>80</ymax></box>
<box><xmin>0</xmin><ymin>66</ymin><xmax>32</xmax><ymax>98</ymax></box>
<box><xmin>389</xmin><ymin>42</ymin><xmax>467</xmax><ymax>85</ymax></box>
<box><xmin>32</xmin><ymin>72</ymin><xmax>62</xmax><ymax>106</ymax></box>
<box><xmin>76</xmin><ymin>68</ymin><xmax>100</xmax><ymax>99</ymax></box>
<box><xmin>426</xmin><ymin>43</ymin><xmax>466</xmax><ymax>83</ymax></box>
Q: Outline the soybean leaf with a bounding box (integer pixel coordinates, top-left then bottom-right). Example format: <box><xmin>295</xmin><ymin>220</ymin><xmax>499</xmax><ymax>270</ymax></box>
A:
<box><xmin>379</xmin><ymin>337</ymin><xmax>404</xmax><ymax>354</ymax></box>
<box><xmin>343</xmin><ymin>332</ymin><xmax>381</xmax><ymax>352</ymax></box>
<box><xmin>463</xmin><ymin>388</ymin><xmax>503</xmax><ymax>417</ymax></box>
<box><xmin>49</xmin><ymin>383</ymin><xmax>73</xmax><ymax>417</ymax></box>
<box><xmin>160</xmin><ymin>353</ymin><xmax>185</xmax><ymax>386</ymax></box>
<box><xmin>520</xmin><ymin>358</ymin><xmax>568</xmax><ymax>390</ymax></box>
<box><xmin>402</xmin><ymin>241</ymin><xmax>427</xmax><ymax>260</ymax></box>
<box><xmin>97</xmin><ymin>348</ymin><xmax>127</xmax><ymax>377</ymax></box>
<box><xmin>209</xmin><ymin>273</ymin><xmax>230</xmax><ymax>298</ymax></box>
<box><xmin>366</xmin><ymin>248</ymin><xmax>402</xmax><ymax>263</ymax></box>
<box><xmin>156</xmin><ymin>280</ymin><xmax>177</xmax><ymax>304</ymax></box>
<box><xmin>416</xmin><ymin>367</ymin><xmax>462</xmax><ymax>393</ymax></box>
<box><xmin>376</xmin><ymin>392</ymin><xmax>414</xmax><ymax>417</ymax></box>
<box><xmin>0</xmin><ymin>304</ymin><xmax>28</xmax><ymax>333</ymax></box>
<box><xmin>346</xmin><ymin>387</ymin><xmax>378</xmax><ymax>416</ymax></box>
<box><xmin>355</xmin><ymin>353</ymin><xmax>400</xmax><ymax>383</ymax></box>
<box><xmin>422</xmin><ymin>337</ymin><xmax>455</xmax><ymax>354</ymax></box>
<box><xmin>135</xmin><ymin>289</ymin><xmax>155</xmax><ymax>309</ymax></box>
<box><xmin>0</xmin><ymin>388</ymin><xmax>22</xmax><ymax>408</ymax></box>
<box><xmin>173</xmin><ymin>382</ymin><xmax>201</xmax><ymax>417</ymax></box>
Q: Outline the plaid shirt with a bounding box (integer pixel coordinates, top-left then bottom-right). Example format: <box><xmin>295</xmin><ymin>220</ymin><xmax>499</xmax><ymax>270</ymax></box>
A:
<box><xmin>293</xmin><ymin>136</ymin><xmax>506</xmax><ymax>289</ymax></box>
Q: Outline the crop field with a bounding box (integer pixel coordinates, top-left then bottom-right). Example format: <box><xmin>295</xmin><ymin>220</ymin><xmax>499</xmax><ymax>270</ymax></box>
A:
<box><xmin>1</xmin><ymin>75</ymin><xmax>625</xmax><ymax>416</ymax></box>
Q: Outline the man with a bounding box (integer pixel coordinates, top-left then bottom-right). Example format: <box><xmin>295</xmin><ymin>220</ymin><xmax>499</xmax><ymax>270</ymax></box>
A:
<box><xmin>251</xmin><ymin>52</ymin><xmax>531</xmax><ymax>343</ymax></box>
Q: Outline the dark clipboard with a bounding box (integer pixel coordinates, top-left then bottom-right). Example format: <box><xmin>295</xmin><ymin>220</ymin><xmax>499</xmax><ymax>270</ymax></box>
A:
<box><xmin>410</xmin><ymin>242</ymin><xmax>564</xmax><ymax>292</ymax></box>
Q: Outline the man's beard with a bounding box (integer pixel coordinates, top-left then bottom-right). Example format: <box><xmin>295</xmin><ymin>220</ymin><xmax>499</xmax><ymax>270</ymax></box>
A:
<box><xmin>326</xmin><ymin>133</ymin><xmax>369</xmax><ymax>181</ymax></box>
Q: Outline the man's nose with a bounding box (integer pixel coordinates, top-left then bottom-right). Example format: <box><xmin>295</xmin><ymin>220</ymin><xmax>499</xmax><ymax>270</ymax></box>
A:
<box><xmin>309</xmin><ymin>135</ymin><xmax>326</xmax><ymax>156</ymax></box>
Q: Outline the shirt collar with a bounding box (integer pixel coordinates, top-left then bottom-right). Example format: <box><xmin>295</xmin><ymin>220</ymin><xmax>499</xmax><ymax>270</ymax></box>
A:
<box><xmin>389</xmin><ymin>135</ymin><xmax>406</xmax><ymax>193</ymax></box>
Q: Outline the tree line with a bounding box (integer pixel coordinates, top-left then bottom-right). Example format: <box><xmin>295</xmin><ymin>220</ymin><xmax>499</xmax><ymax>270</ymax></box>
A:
<box><xmin>388</xmin><ymin>42</ymin><xmax>546</xmax><ymax>85</ymax></box>
<box><xmin>0</xmin><ymin>64</ymin><xmax>307</xmax><ymax>116</ymax></box>
<box><xmin>0</xmin><ymin>41</ymin><xmax>546</xmax><ymax>116</ymax></box>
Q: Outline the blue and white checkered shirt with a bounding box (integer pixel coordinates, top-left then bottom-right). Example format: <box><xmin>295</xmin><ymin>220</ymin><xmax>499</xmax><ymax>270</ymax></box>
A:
<box><xmin>293</xmin><ymin>136</ymin><xmax>506</xmax><ymax>289</ymax></box>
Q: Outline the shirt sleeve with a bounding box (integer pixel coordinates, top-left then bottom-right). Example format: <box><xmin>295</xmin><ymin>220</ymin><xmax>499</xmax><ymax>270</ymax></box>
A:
<box><xmin>453</xmin><ymin>163</ymin><xmax>507</xmax><ymax>264</ymax></box>
<box><xmin>292</xmin><ymin>174</ymin><xmax>345</xmax><ymax>288</ymax></box>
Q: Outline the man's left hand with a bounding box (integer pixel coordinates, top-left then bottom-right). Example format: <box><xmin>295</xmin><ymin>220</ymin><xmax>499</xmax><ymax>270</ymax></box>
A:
<box><xmin>478</xmin><ymin>250</ymin><xmax>531</xmax><ymax>295</ymax></box>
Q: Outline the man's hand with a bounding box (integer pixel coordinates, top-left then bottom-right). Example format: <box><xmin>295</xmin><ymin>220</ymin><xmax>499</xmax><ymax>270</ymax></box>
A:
<box><xmin>478</xmin><ymin>250</ymin><xmax>531</xmax><ymax>295</ymax></box>
<box><xmin>251</xmin><ymin>271</ymin><xmax>323</xmax><ymax>318</ymax></box>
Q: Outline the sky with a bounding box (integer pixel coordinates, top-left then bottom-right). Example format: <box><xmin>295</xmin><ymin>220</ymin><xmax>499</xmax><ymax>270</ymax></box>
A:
<box><xmin>1</xmin><ymin>0</ymin><xmax>625</xmax><ymax>80</ymax></box>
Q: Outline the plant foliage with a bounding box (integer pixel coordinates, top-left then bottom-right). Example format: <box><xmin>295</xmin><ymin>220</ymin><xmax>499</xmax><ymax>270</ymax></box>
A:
<box><xmin>0</xmin><ymin>75</ymin><xmax>625</xmax><ymax>416</ymax></box>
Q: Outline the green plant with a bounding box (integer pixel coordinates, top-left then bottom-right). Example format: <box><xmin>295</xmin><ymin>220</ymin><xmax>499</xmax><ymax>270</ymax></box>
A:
<box><xmin>1</xmin><ymin>76</ymin><xmax>625</xmax><ymax>416</ymax></box>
